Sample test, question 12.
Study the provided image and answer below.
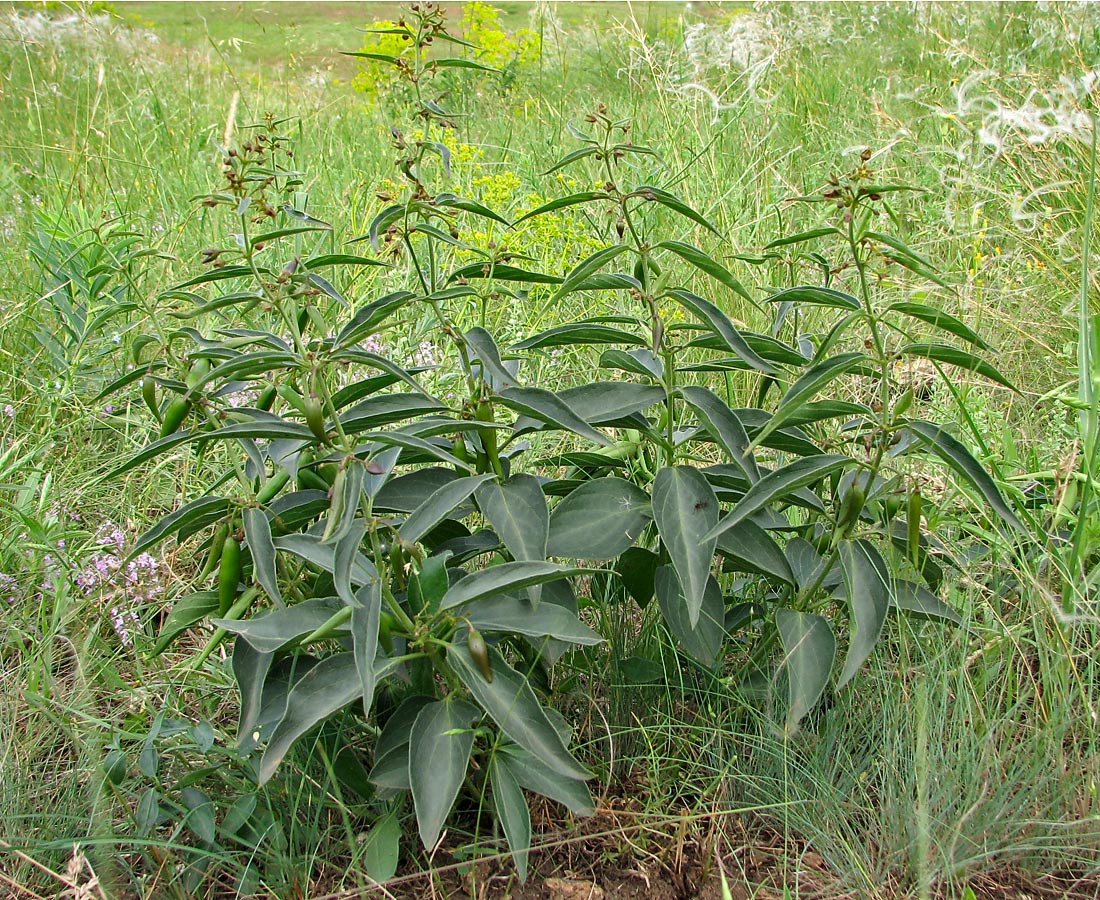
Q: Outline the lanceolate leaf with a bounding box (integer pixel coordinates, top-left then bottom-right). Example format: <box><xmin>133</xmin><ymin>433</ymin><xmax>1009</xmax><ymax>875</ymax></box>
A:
<box><xmin>680</xmin><ymin>386</ymin><xmax>760</xmax><ymax>482</ymax></box>
<box><xmin>714</xmin><ymin>520</ymin><xmax>794</xmax><ymax>584</ymax></box>
<box><xmin>129</xmin><ymin>496</ymin><xmax>231</xmax><ymax>562</ymax></box>
<box><xmin>514</xmin><ymin>324</ymin><xmax>646</xmax><ymax>351</ymax></box>
<box><xmin>351</xmin><ymin>577</ymin><xmax>383</xmax><ymax>717</ymax></box>
<box><xmin>891</xmin><ymin>580</ymin><xmax>963</xmax><ymax>624</ymax></box>
<box><xmin>599</xmin><ymin>348</ymin><xmax>663</xmax><ymax>380</ymax></box>
<box><xmin>440</xmin><ymin>561</ymin><xmax>593</xmax><ymax>610</ymax></box>
<box><xmin>243</xmin><ymin>507</ymin><xmax>283</xmax><ymax>607</ymax></box>
<box><xmin>905</xmin><ymin>421</ymin><xmax>1025</xmax><ymax>532</ymax></box>
<box><xmin>475</xmin><ymin>474</ymin><xmax>549</xmax><ymax>566</ymax></box>
<box><xmin>888</xmin><ymin>302</ymin><xmax>989</xmax><ymax>351</ymax></box>
<box><xmin>490</xmin><ymin>755</ymin><xmax>531</xmax><ymax>881</ymax></box>
<box><xmin>464</xmin><ymin>327</ymin><xmax>520</xmax><ymax>389</ymax></box>
<box><xmin>449</xmin><ymin>643</ymin><xmax>592</xmax><ymax>780</ymax></box>
<box><xmin>498</xmin><ymin>747</ymin><xmax>594</xmax><ymax>815</ymax></box>
<box><xmin>651</xmin><ymin>467</ymin><xmax>719</xmax><ymax>629</ymax></box>
<box><xmin>632</xmin><ymin>185</ymin><xmax>721</xmax><ymax>236</ymax></box>
<box><xmin>398</xmin><ymin>474</ymin><xmax>496</xmax><ymax>546</ymax></box>
<box><xmin>899</xmin><ymin>343</ymin><xmax>1017</xmax><ymax>391</ymax></box>
<box><xmin>552</xmin><ymin>244</ymin><xmax>631</xmax><ymax>301</ymax></box>
<box><xmin>232</xmin><ymin>638</ymin><xmax>274</xmax><ymax>746</ymax></box>
<box><xmin>214</xmin><ymin>597</ymin><xmax>344</xmax><ymax>654</ymax></box>
<box><xmin>466</xmin><ymin>595</ymin><xmax>603</xmax><ymax>645</ymax></box>
<box><xmin>546</xmin><ymin>477</ymin><xmax>651</xmax><ymax>560</ymax></box>
<box><xmin>666</xmin><ymin>289</ymin><xmax>779</xmax><ymax>375</ymax></box>
<box><xmin>513</xmin><ymin>192</ymin><xmax>610</xmax><ymax>224</ymax></box>
<box><xmin>654</xmin><ymin>240</ymin><xmax>756</xmax><ymax>306</ymax></box>
<box><xmin>705</xmin><ymin>455</ymin><xmax>850</xmax><ymax>541</ymax></box>
<box><xmin>497</xmin><ymin>387</ymin><xmax>611</xmax><ymax>447</ymax></box>
<box><xmin>409</xmin><ymin>699</ymin><xmax>479</xmax><ymax>850</ymax></box>
<box><xmin>836</xmin><ymin>539</ymin><xmax>891</xmax><ymax>690</ymax></box>
<box><xmin>655</xmin><ymin>566</ymin><xmax>725</xmax><ymax>668</ymax></box>
<box><xmin>765</xmin><ymin>285</ymin><xmax>861</xmax><ymax>311</ymax></box>
<box><xmin>258</xmin><ymin>652</ymin><xmax>361</xmax><ymax>784</ymax></box>
<box><xmin>750</xmin><ymin>352</ymin><xmax>867</xmax><ymax>449</ymax></box>
<box><xmin>765</xmin><ymin>226</ymin><xmax>841</xmax><ymax>248</ymax></box>
<box><xmin>776</xmin><ymin>608</ymin><xmax>835</xmax><ymax>734</ymax></box>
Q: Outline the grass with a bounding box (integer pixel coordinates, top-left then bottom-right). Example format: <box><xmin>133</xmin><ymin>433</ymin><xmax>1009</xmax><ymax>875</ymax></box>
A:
<box><xmin>0</xmin><ymin>1</ymin><xmax>1099</xmax><ymax>897</ymax></box>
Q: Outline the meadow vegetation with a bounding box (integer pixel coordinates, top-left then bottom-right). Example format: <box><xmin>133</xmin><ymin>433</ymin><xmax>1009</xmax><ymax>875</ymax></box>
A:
<box><xmin>0</xmin><ymin>2</ymin><xmax>1099</xmax><ymax>898</ymax></box>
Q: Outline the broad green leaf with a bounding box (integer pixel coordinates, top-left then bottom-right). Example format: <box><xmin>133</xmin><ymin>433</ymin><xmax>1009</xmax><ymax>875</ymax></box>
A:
<box><xmin>409</xmin><ymin>552</ymin><xmax>453</xmax><ymax>615</ymax></box>
<box><xmin>836</xmin><ymin>539</ymin><xmax>891</xmax><ymax>690</ymax></box>
<box><xmin>434</xmin><ymin>194</ymin><xmax>510</xmax><ymax>227</ymax></box>
<box><xmin>779</xmin><ymin>399</ymin><xmax>873</xmax><ymax>429</ymax></box>
<box><xmin>498</xmin><ymin>747</ymin><xmax>594</xmax><ymax>815</ymax></box>
<box><xmin>128</xmin><ymin>497</ymin><xmax>231</xmax><ymax>562</ymax></box>
<box><xmin>339</xmin><ymin>394</ymin><xmax>447</xmax><ymax>434</ymax></box>
<box><xmin>616</xmin><ymin>547</ymin><xmax>660</xmax><ymax>608</ymax></box>
<box><xmin>654</xmin><ymin>240</ymin><xmax>756</xmax><ymax>306</ymax></box>
<box><xmin>598</xmin><ymin>348</ymin><xmax>663</xmax><ymax>380</ymax></box>
<box><xmin>891</xmin><ymin>580</ymin><xmax>963</xmax><ymax>624</ymax></box>
<box><xmin>685</xmin><ymin>331</ymin><xmax>811</xmax><ymax>367</ymax></box>
<box><xmin>361</xmin><ymin>809</ymin><xmax>401</xmax><ymax>883</ymax></box>
<box><xmin>513</xmin><ymin>191</ymin><xmax>610</xmax><ymax>224</ymax></box>
<box><xmin>440</xmin><ymin>561</ymin><xmax>592</xmax><ymax>610</ymax></box>
<box><xmin>490</xmin><ymin>755</ymin><xmax>531</xmax><ymax>881</ymax></box>
<box><xmin>361</xmin><ymin>430</ymin><xmax>473</xmax><ymax>473</ymax></box>
<box><xmin>765</xmin><ymin>285</ymin><xmax>861</xmax><ymax>311</ymax></box>
<box><xmin>152</xmin><ymin>591</ymin><xmax>219</xmax><ymax>654</ymax></box>
<box><xmin>666</xmin><ymin>289</ymin><xmax>779</xmax><ymax>375</ymax></box>
<box><xmin>181</xmin><ymin>788</ymin><xmax>216</xmax><ymax>845</ymax></box>
<box><xmin>632</xmin><ymin>185</ymin><xmax>721</xmax><ymax>236</ymax></box>
<box><xmin>514</xmin><ymin>323</ymin><xmax>646</xmax><ymax>351</ymax></box>
<box><xmin>905</xmin><ymin>421</ymin><xmax>1025</xmax><ymax>532</ymax></box>
<box><xmin>651</xmin><ymin>467</ymin><xmax>719</xmax><ymax>629</ymax></box>
<box><xmin>375</xmin><ymin>468</ymin><xmax>465</xmax><ymax>513</ymax></box>
<box><xmin>552</xmin><ymin>244</ymin><xmax>631</xmax><ymax>301</ymax></box>
<box><xmin>765</xmin><ymin>226</ymin><xmax>841</xmax><ymax>248</ymax></box>
<box><xmin>680</xmin><ymin>385</ymin><xmax>760</xmax><ymax>482</ymax></box>
<box><xmin>655</xmin><ymin>566</ymin><xmax>724</xmax><ymax>668</ymax></box>
<box><xmin>214</xmin><ymin>597</ymin><xmax>344</xmax><ymax>654</ymax></box>
<box><xmin>399</xmin><ymin>474</ymin><xmax>496</xmax><ymax>545</ymax></box>
<box><xmin>271</xmin><ymin>533</ymin><xmax>376</xmax><ymax>584</ymax></box>
<box><xmin>899</xmin><ymin>343</ymin><xmax>1017</xmax><ymax>391</ymax></box>
<box><xmin>232</xmin><ymin>638</ymin><xmax>274</xmax><ymax>746</ymax></box>
<box><xmin>475</xmin><ymin>474</ymin><xmax>549</xmax><ymax>567</ymax></box>
<box><xmin>887</xmin><ymin>302</ymin><xmax>989</xmax><ymax>350</ymax></box>
<box><xmin>498</xmin><ymin>387</ymin><xmax>611</xmax><ymax>447</ymax></box>
<box><xmin>243</xmin><ymin>507</ymin><xmax>282</xmax><ymax>607</ymax></box>
<box><xmin>351</xmin><ymin>576</ymin><xmax>383</xmax><ymax>718</ymax></box>
<box><xmin>776</xmin><ymin>608</ymin><xmax>835</xmax><ymax>734</ymax></box>
<box><xmin>258</xmin><ymin>652</ymin><xmax>361</xmax><ymax>784</ymax></box>
<box><xmin>464</xmin><ymin>327</ymin><xmax>520</xmax><ymax>389</ymax></box>
<box><xmin>449</xmin><ymin>643</ymin><xmax>591</xmax><ymax>780</ymax></box>
<box><xmin>409</xmin><ymin>699</ymin><xmax>479</xmax><ymax>850</ymax></box>
<box><xmin>704</xmin><ymin>455</ymin><xmax>851</xmax><ymax>541</ymax></box>
<box><xmin>546</xmin><ymin>477</ymin><xmax>651</xmax><ymax>560</ymax></box>
<box><xmin>555</xmin><ymin>383</ymin><xmax>665</xmax><ymax>426</ymax></box>
<box><xmin>375</xmin><ymin>695</ymin><xmax>435</xmax><ymax>762</ymax></box>
<box><xmin>466</xmin><ymin>595</ymin><xmax>603</xmax><ymax>645</ymax></box>
<box><xmin>750</xmin><ymin>352</ymin><xmax>868</xmax><ymax>449</ymax></box>
<box><xmin>714</xmin><ymin>520</ymin><xmax>794</xmax><ymax>584</ymax></box>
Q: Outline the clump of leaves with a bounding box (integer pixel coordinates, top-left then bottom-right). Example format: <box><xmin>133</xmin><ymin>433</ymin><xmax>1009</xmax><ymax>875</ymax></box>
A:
<box><xmin>103</xmin><ymin>3</ymin><xmax>1024</xmax><ymax>886</ymax></box>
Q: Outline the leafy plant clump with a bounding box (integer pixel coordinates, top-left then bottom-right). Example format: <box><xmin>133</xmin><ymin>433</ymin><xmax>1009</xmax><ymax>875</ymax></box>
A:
<box><xmin>104</xmin><ymin>2</ymin><xmax>1025</xmax><ymax>883</ymax></box>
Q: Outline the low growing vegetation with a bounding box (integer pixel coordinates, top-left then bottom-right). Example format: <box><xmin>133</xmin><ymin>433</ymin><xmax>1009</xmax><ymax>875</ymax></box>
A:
<box><xmin>1</xmin><ymin>2</ymin><xmax>1098</xmax><ymax>899</ymax></box>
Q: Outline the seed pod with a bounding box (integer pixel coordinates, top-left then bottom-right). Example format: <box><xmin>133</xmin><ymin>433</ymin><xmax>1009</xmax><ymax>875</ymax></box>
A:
<box><xmin>378</xmin><ymin>611</ymin><xmax>395</xmax><ymax>654</ymax></box>
<box><xmin>836</xmin><ymin>481</ymin><xmax>865</xmax><ymax>537</ymax></box>
<box><xmin>198</xmin><ymin>521</ymin><xmax>230</xmax><ymax>582</ymax></box>
<box><xmin>218</xmin><ymin>536</ymin><xmax>243</xmax><ymax>615</ymax></box>
<box><xmin>142</xmin><ymin>375</ymin><xmax>160</xmax><ymax>422</ymax></box>
<box><xmin>159</xmin><ymin>397</ymin><xmax>191</xmax><ymax>438</ymax></box>
<box><xmin>320</xmin><ymin>467</ymin><xmax>347</xmax><ymax>543</ymax></box>
<box><xmin>303</xmin><ymin>394</ymin><xmax>328</xmax><ymax>443</ymax></box>
<box><xmin>467</xmin><ymin>627</ymin><xmax>492</xmax><ymax>682</ymax></box>
<box><xmin>255</xmin><ymin>384</ymin><xmax>277</xmax><ymax>411</ymax></box>
<box><xmin>185</xmin><ymin>357</ymin><xmax>211</xmax><ymax>391</ymax></box>
<box><xmin>894</xmin><ymin>387</ymin><xmax>914</xmax><ymax>420</ymax></box>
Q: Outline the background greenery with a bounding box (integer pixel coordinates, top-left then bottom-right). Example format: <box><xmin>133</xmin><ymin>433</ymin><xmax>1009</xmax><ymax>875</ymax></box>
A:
<box><xmin>0</xmin><ymin>1</ymin><xmax>1097</xmax><ymax>897</ymax></box>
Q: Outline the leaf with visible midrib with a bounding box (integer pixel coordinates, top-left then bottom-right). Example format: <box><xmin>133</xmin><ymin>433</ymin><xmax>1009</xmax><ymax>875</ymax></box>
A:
<box><xmin>776</xmin><ymin>608</ymin><xmax>835</xmax><ymax>734</ymax></box>
<box><xmin>409</xmin><ymin>699</ymin><xmax>479</xmax><ymax>850</ymax></box>
<box><xmin>836</xmin><ymin>539</ymin><xmax>890</xmax><ymax>690</ymax></box>
<box><xmin>546</xmin><ymin>477</ymin><xmax>651</xmax><ymax>560</ymax></box>
<box><xmin>651</xmin><ymin>467</ymin><xmax>719</xmax><ymax>629</ymax></box>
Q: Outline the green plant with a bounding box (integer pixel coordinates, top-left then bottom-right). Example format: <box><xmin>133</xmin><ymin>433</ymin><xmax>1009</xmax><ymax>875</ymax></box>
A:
<box><xmin>102</xmin><ymin>4</ymin><xmax>1027</xmax><ymax>885</ymax></box>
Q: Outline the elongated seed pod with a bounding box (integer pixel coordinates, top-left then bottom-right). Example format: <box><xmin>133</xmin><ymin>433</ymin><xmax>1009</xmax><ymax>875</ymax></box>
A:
<box><xmin>218</xmin><ymin>536</ymin><xmax>243</xmax><ymax>615</ymax></box>
<box><xmin>303</xmin><ymin>394</ymin><xmax>327</xmax><ymax>443</ymax></box>
<box><xmin>836</xmin><ymin>481</ymin><xmax>865</xmax><ymax>537</ymax></box>
<box><xmin>142</xmin><ymin>375</ymin><xmax>160</xmax><ymax>422</ymax></box>
<box><xmin>159</xmin><ymin>397</ymin><xmax>191</xmax><ymax>438</ymax></box>
<box><xmin>320</xmin><ymin>467</ymin><xmax>347</xmax><ymax>543</ymax></box>
<box><xmin>197</xmin><ymin>521</ymin><xmax>230</xmax><ymax>582</ymax></box>
<box><xmin>255</xmin><ymin>384</ymin><xmax>277</xmax><ymax>411</ymax></box>
<box><xmin>467</xmin><ymin>627</ymin><xmax>492</xmax><ymax>682</ymax></box>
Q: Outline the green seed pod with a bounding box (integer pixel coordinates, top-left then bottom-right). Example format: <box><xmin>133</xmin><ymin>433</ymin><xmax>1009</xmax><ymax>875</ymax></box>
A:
<box><xmin>142</xmin><ymin>375</ymin><xmax>160</xmax><ymax>422</ymax></box>
<box><xmin>198</xmin><ymin>521</ymin><xmax>230</xmax><ymax>582</ymax></box>
<box><xmin>320</xmin><ymin>467</ymin><xmax>347</xmax><ymax>543</ymax></box>
<box><xmin>218</xmin><ymin>536</ymin><xmax>243</xmax><ymax>615</ymax></box>
<box><xmin>893</xmin><ymin>387</ymin><xmax>914</xmax><ymax>420</ymax></box>
<box><xmin>303</xmin><ymin>394</ymin><xmax>328</xmax><ymax>443</ymax></box>
<box><xmin>835</xmin><ymin>481</ymin><xmax>865</xmax><ymax>538</ymax></box>
<box><xmin>185</xmin><ymin>357</ymin><xmax>211</xmax><ymax>391</ymax></box>
<box><xmin>378</xmin><ymin>611</ymin><xmax>395</xmax><ymax>654</ymax></box>
<box><xmin>256</xmin><ymin>383</ymin><xmax>277</xmax><ymax>411</ymax></box>
<box><xmin>467</xmin><ymin>627</ymin><xmax>492</xmax><ymax>682</ymax></box>
<box><xmin>159</xmin><ymin>397</ymin><xmax>191</xmax><ymax>438</ymax></box>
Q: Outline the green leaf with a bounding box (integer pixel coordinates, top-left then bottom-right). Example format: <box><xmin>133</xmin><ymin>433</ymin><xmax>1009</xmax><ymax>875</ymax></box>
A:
<box><xmin>632</xmin><ymin>185</ymin><xmax>721</xmax><ymax>236</ymax></box>
<box><xmin>651</xmin><ymin>467</ymin><xmax>719</xmax><ymax>629</ymax></box>
<box><xmin>128</xmin><ymin>497</ymin><xmax>231</xmax><ymax>562</ymax></box>
<box><xmin>654</xmin><ymin>240</ymin><xmax>756</xmax><ymax>306</ymax></box>
<box><xmin>351</xmin><ymin>576</ymin><xmax>383</xmax><ymax>718</ymax></box>
<box><xmin>714</xmin><ymin>520</ymin><xmax>794</xmax><ymax>584</ymax></box>
<box><xmin>449</xmin><ymin>261</ymin><xmax>562</xmax><ymax>284</ymax></box>
<box><xmin>440</xmin><ymin>561</ymin><xmax>592</xmax><ymax>610</ymax></box>
<box><xmin>905</xmin><ymin>421</ymin><xmax>1025</xmax><ymax>532</ymax></box>
<box><xmin>152</xmin><ymin>591</ymin><xmax>219</xmax><ymax>654</ymax></box>
<box><xmin>333</xmin><ymin>519</ymin><xmax>368</xmax><ymax>606</ymax></box>
<box><xmin>616</xmin><ymin>547</ymin><xmax>660</xmax><ymax>608</ymax></box>
<box><xmin>680</xmin><ymin>386</ymin><xmax>760</xmax><ymax>482</ymax></box>
<box><xmin>542</xmin><ymin>146</ymin><xmax>600</xmax><ymax>176</ymax></box>
<box><xmin>750</xmin><ymin>352</ymin><xmax>868</xmax><ymax>449</ymax></box>
<box><xmin>836</xmin><ymin>539</ymin><xmax>891</xmax><ymax>690</ymax></box>
<box><xmin>361</xmin><ymin>808</ymin><xmax>401</xmax><ymax>883</ymax></box>
<box><xmin>765</xmin><ymin>226</ymin><xmax>842</xmax><ymax>248</ymax></box>
<box><xmin>232</xmin><ymin>638</ymin><xmax>273</xmax><ymax>747</ymax></box>
<box><xmin>704</xmin><ymin>455</ymin><xmax>851</xmax><ymax>542</ymax></box>
<box><xmin>136</xmin><ymin>789</ymin><xmax>160</xmax><ymax>835</ymax></box>
<box><xmin>304</xmin><ymin>253</ymin><xmax>390</xmax><ymax>270</ymax></box>
<box><xmin>655</xmin><ymin>566</ymin><xmax>724</xmax><ymax>668</ymax></box>
<box><xmin>552</xmin><ymin>244</ymin><xmax>631</xmax><ymax>302</ymax></box>
<box><xmin>546</xmin><ymin>477</ymin><xmax>651</xmax><ymax>560</ymax></box>
<box><xmin>490</xmin><ymin>755</ymin><xmax>531</xmax><ymax>881</ymax></box>
<box><xmin>466</xmin><ymin>595</ymin><xmax>603</xmax><ymax>645</ymax></box>
<box><xmin>765</xmin><ymin>285</ymin><xmax>861</xmax><ymax>311</ymax></box>
<box><xmin>475</xmin><ymin>474</ymin><xmax>549</xmax><ymax>567</ymax></box>
<box><xmin>409</xmin><ymin>699</ymin><xmax>479</xmax><ymax>850</ymax></box>
<box><xmin>891</xmin><ymin>580</ymin><xmax>962</xmax><ymax>624</ymax></box>
<box><xmin>514</xmin><ymin>323</ymin><xmax>646</xmax><ymax>351</ymax></box>
<box><xmin>598</xmin><ymin>348</ymin><xmax>663</xmax><ymax>380</ymax></box>
<box><xmin>214</xmin><ymin>597</ymin><xmax>344</xmax><ymax>654</ymax></box>
<box><xmin>776</xmin><ymin>608</ymin><xmax>835</xmax><ymax>734</ymax></box>
<box><xmin>866</xmin><ymin>231</ymin><xmax>953</xmax><ymax>289</ymax></box>
<box><xmin>375</xmin><ymin>468</ymin><xmax>465</xmax><ymax>513</ymax></box>
<box><xmin>497</xmin><ymin>387</ymin><xmax>611</xmax><ymax>447</ymax></box>
<box><xmin>434</xmin><ymin>56</ymin><xmax>499</xmax><ymax>72</ymax></box>
<box><xmin>666</xmin><ymin>290</ymin><xmax>779</xmax><ymax>375</ymax></box>
<box><xmin>464</xmin><ymin>327</ymin><xmax>520</xmax><ymax>389</ymax></box>
<box><xmin>556</xmin><ymin>383</ymin><xmax>665</xmax><ymax>426</ymax></box>
<box><xmin>435</xmin><ymin>194</ymin><xmax>511</xmax><ymax>226</ymax></box>
<box><xmin>335</xmin><ymin>291</ymin><xmax>415</xmax><ymax>350</ymax></box>
<box><xmin>181</xmin><ymin>788</ymin><xmax>216</xmax><ymax>845</ymax></box>
<box><xmin>899</xmin><ymin>343</ymin><xmax>1017</xmax><ymax>391</ymax></box>
<box><xmin>339</xmin><ymin>393</ymin><xmax>447</xmax><ymax>434</ymax></box>
<box><xmin>513</xmin><ymin>192</ymin><xmax>610</xmax><ymax>224</ymax></box>
<box><xmin>449</xmin><ymin>643</ymin><xmax>591</xmax><ymax>780</ymax></box>
<box><xmin>399</xmin><ymin>474</ymin><xmax>496</xmax><ymax>546</ymax></box>
<box><xmin>498</xmin><ymin>747</ymin><xmax>594</xmax><ymax>815</ymax></box>
<box><xmin>243</xmin><ymin>507</ymin><xmax>282</xmax><ymax>607</ymax></box>
<box><xmin>887</xmin><ymin>302</ymin><xmax>989</xmax><ymax>350</ymax></box>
